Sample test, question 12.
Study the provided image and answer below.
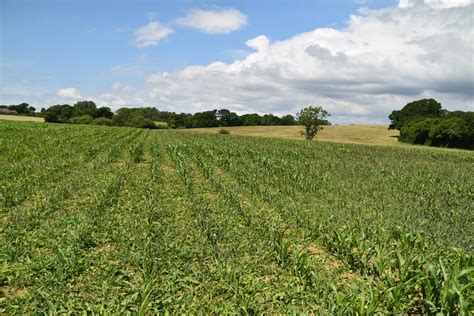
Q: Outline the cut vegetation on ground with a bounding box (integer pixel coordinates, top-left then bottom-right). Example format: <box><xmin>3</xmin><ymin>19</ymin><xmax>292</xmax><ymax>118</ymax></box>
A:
<box><xmin>185</xmin><ymin>125</ymin><xmax>403</xmax><ymax>146</ymax></box>
<box><xmin>1</xmin><ymin>121</ymin><xmax>473</xmax><ymax>313</ymax></box>
<box><xmin>0</xmin><ymin>114</ymin><xmax>44</xmax><ymax>122</ymax></box>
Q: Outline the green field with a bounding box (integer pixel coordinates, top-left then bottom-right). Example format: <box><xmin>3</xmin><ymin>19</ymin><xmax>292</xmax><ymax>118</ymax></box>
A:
<box><xmin>1</xmin><ymin>120</ymin><xmax>473</xmax><ymax>313</ymax></box>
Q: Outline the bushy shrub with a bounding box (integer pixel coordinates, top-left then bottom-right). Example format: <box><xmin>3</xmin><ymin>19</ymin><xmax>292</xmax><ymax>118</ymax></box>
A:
<box><xmin>155</xmin><ymin>121</ymin><xmax>169</xmax><ymax>129</ymax></box>
<box><xmin>218</xmin><ymin>129</ymin><xmax>230</xmax><ymax>135</ymax></box>
<box><xmin>399</xmin><ymin>118</ymin><xmax>438</xmax><ymax>144</ymax></box>
<box><xmin>428</xmin><ymin>117</ymin><xmax>473</xmax><ymax>149</ymax></box>
<box><xmin>68</xmin><ymin>114</ymin><xmax>93</xmax><ymax>125</ymax></box>
<box><xmin>92</xmin><ymin>117</ymin><xmax>113</xmax><ymax>126</ymax></box>
<box><xmin>128</xmin><ymin>116</ymin><xmax>157</xmax><ymax>129</ymax></box>
<box><xmin>400</xmin><ymin>116</ymin><xmax>473</xmax><ymax>149</ymax></box>
<box><xmin>44</xmin><ymin>112</ymin><xmax>59</xmax><ymax>123</ymax></box>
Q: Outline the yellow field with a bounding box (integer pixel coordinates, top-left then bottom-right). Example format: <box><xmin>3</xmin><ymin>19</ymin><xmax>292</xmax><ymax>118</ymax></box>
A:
<box><xmin>0</xmin><ymin>114</ymin><xmax>44</xmax><ymax>122</ymax></box>
<box><xmin>182</xmin><ymin>125</ymin><xmax>405</xmax><ymax>147</ymax></box>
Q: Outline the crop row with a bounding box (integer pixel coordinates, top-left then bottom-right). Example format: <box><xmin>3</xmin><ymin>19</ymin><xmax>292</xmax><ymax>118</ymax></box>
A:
<box><xmin>0</xmin><ymin>121</ymin><xmax>472</xmax><ymax>313</ymax></box>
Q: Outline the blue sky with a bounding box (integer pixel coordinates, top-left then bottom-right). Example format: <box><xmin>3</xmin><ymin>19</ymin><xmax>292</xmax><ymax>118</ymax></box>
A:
<box><xmin>1</xmin><ymin>0</ymin><xmax>473</xmax><ymax>123</ymax></box>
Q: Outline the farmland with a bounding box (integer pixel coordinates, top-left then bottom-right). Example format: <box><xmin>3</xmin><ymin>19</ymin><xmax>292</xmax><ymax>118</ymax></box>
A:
<box><xmin>0</xmin><ymin>114</ymin><xmax>44</xmax><ymax>123</ymax></box>
<box><xmin>1</xmin><ymin>120</ymin><xmax>473</xmax><ymax>313</ymax></box>
<box><xmin>184</xmin><ymin>125</ymin><xmax>402</xmax><ymax>147</ymax></box>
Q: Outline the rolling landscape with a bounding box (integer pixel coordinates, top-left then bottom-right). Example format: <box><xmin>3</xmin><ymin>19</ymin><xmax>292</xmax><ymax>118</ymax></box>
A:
<box><xmin>1</xmin><ymin>117</ymin><xmax>473</xmax><ymax>313</ymax></box>
<box><xmin>1</xmin><ymin>0</ymin><xmax>473</xmax><ymax>314</ymax></box>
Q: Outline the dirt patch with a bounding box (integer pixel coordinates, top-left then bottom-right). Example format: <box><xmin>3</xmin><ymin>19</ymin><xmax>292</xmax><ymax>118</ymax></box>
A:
<box><xmin>308</xmin><ymin>243</ymin><xmax>326</xmax><ymax>256</ymax></box>
<box><xmin>340</xmin><ymin>271</ymin><xmax>356</xmax><ymax>284</ymax></box>
<box><xmin>325</xmin><ymin>258</ymin><xmax>344</xmax><ymax>270</ymax></box>
<box><xmin>135</xmin><ymin>162</ymin><xmax>150</xmax><ymax>168</ymax></box>
<box><xmin>1</xmin><ymin>287</ymin><xmax>26</xmax><ymax>299</ymax></box>
<box><xmin>307</xmin><ymin>243</ymin><xmax>344</xmax><ymax>271</ymax></box>
<box><xmin>96</xmin><ymin>243</ymin><xmax>118</xmax><ymax>254</ymax></box>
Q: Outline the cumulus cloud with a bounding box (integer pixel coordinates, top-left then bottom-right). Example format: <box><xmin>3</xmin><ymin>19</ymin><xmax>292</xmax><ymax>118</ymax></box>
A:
<box><xmin>46</xmin><ymin>0</ymin><xmax>471</xmax><ymax>123</ymax></box>
<box><xmin>57</xmin><ymin>87</ymin><xmax>81</xmax><ymax>100</ymax></box>
<box><xmin>133</xmin><ymin>21</ymin><xmax>173</xmax><ymax>48</ymax></box>
<box><xmin>399</xmin><ymin>0</ymin><xmax>473</xmax><ymax>8</ymax></box>
<box><xmin>177</xmin><ymin>8</ymin><xmax>247</xmax><ymax>34</ymax></box>
<box><xmin>129</xmin><ymin>0</ymin><xmax>472</xmax><ymax>123</ymax></box>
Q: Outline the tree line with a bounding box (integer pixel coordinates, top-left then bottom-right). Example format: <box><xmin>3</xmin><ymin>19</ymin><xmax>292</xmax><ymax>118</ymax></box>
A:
<box><xmin>389</xmin><ymin>98</ymin><xmax>473</xmax><ymax>150</ymax></box>
<box><xmin>0</xmin><ymin>103</ymin><xmax>36</xmax><ymax>115</ymax></box>
<box><xmin>1</xmin><ymin>101</ymin><xmax>308</xmax><ymax>129</ymax></box>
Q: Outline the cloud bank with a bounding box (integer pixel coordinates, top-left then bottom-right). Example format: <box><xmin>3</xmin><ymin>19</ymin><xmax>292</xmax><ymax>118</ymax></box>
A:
<box><xmin>121</xmin><ymin>0</ymin><xmax>471</xmax><ymax>123</ymax></box>
<box><xmin>9</xmin><ymin>1</ymin><xmax>472</xmax><ymax>124</ymax></box>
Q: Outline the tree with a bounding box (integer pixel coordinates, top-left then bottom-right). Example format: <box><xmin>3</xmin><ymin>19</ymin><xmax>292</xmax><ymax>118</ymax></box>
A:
<box><xmin>261</xmin><ymin>114</ymin><xmax>280</xmax><ymax>126</ymax></box>
<box><xmin>73</xmin><ymin>100</ymin><xmax>97</xmax><ymax>117</ymax></box>
<box><xmin>388</xmin><ymin>98</ymin><xmax>443</xmax><ymax>130</ymax></box>
<box><xmin>5</xmin><ymin>103</ymin><xmax>35</xmax><ymax>114</ymax></box>
<box><xmin>280</xmin><ymin>114</ymin><xmax>296</xmax><ymax>125</ymax></box>
<box><xmin>399</xmin><ymin>117</ymin><xmax>439</xmax><ymax>144</ymax></box>
<box><xmin>112</xmin><ymin>108</ymin><xmax>135</xmax><ymax>126</ymax></box>
<box><xmin>428</xmin><ymin>117</ymin><xmax>473</xmax><ymax>149</ymax></box>
<box><xmin>398</xmin><ymin>111</ymin><xmax>473</xmax><ymax>149</ymax></box>
<box><xmin>241</xmin><ymin>113</ymin><xmax>262</xmax><ymax>126</ymax></box>
<box><xmin>296</xmin><ymin>106</ymin><xmax>330</xmax><ymax>140</ymax></box>
<box><xmin>94</xmin><ymin>106</ymin><xmax>114</xmax><ymax>119</ymax></box>
<box><xmin>167</xmin><ymin>113</ymin><xmax>192</xmax><ymax>128</ymax></box>
<box><xmin>190</xmin><ymin>110</ymin><xmax>218</xmax><ymax>128</ymax></box>
<box><xmin>216</xmin><ymin>109</ymin><xmax>241</xmax><ymax>126</ymax></box>
<box><xmin>44</xmin><ymin>111</ymin><xmax>59</xmax><ymax>123</ymax></box>
<box><xmin>43</xmin><ymin>104</ymin><xmax>74</xmax><ymax>122</ymax></box>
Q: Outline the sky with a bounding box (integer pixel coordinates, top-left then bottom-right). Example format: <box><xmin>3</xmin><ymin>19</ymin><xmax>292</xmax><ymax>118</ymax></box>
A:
<box><xmin>1</xmin><ymin>0</ymin><xmax>473</xmax><ymax>124</ymax></box>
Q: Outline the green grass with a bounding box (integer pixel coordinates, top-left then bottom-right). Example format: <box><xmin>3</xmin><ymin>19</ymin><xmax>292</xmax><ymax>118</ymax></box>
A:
<box><xmin>1</xmin><ymin>120</ymin><xmax>473</xmax><ymax>313</ymax></box>
<box><xmin>0</xmin><ymin>114</ymin><xmax>44</xmax><ymax>122</ymax></box>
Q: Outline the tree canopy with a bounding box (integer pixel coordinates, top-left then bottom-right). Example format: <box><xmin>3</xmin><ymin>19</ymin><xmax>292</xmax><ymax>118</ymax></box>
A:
<box><xmin>389</xmin><ymin>98</ymin><xmax>443</xmax><ymax>130</ymax></box>
<box><xmin>392</xmin><ymin>99</ymin><xmax>473</xmax><ymax>150</ymax></box>
<box><xmin>0</xmin><ymin>103</ymin><xmax>36</xmax><ymax>114</ymax></box>
<box><xmin>27</xmin><ymin>99</ymin><xmax>299</xmax><ymax>130</ymax></box>
<box><xmin>296</xmin><ymin>106</ymin><xmax>331</xmax><ymax>140</ymax></box>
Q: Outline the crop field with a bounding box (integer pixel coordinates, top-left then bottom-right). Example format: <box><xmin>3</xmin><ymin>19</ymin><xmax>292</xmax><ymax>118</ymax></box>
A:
<box><xmin>1</xmin><ymin>120</ymin><xmax>473</xmax><ymax>313</ymax></box>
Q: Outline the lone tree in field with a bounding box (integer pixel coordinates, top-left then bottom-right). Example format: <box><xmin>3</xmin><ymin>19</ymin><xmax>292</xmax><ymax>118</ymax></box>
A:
<box><xmin>297</xmin><ymin>106</ymin><xmax>330</xmax><ymax>140</ymax></box>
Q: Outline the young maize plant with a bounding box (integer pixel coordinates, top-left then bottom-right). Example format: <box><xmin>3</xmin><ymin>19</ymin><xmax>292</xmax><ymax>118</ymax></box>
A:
<box><xmin>0</xmin><ymin>120</ymin><xmax>472</xmax><ymax>314</ymax></box>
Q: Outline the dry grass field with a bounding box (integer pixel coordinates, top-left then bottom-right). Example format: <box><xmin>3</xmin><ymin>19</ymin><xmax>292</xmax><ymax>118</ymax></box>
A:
<box><xmin>183</xmin><ymin>125</ymin><xmax>404</xmax><ymax>147</ymax></box>
<box><xmin>0</xmin><ymin>114</ymin><xmax>44</xmax><ymax>122</ymax></box>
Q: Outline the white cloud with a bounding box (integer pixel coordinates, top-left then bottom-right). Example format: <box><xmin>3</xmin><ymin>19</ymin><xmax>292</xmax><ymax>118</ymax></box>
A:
<box><xmin>177</xmin><ymin>8</ymin><xmax>247</xmax><ymax>34</ymax></box>
<box><xmin>399</xmin><ymin>0</ymin><xmax>473</xmax><ymax>8</ymax></box>
<box><xmin>57</xmin><ymin>88</ymin><xmax>81</xmax><ymax>100</ymax></box>
<box><xmin>18</xmin><ymin>0</ymin><xmax>470</xmax><ymax>123</ymax></box>
<box><xmin>138</xmin><ymin>0</ymin><xmax>473</xmax><ymax>123</ymax></box>
<box><xmin>133</xmin><ymin>21</ymin><xmax>173</xmax><ymax>48</ymax></box>
<box><xmin>111</xmin><ymin>82</ymin><xmax>124</xmax><ymax>90</ymax></box>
